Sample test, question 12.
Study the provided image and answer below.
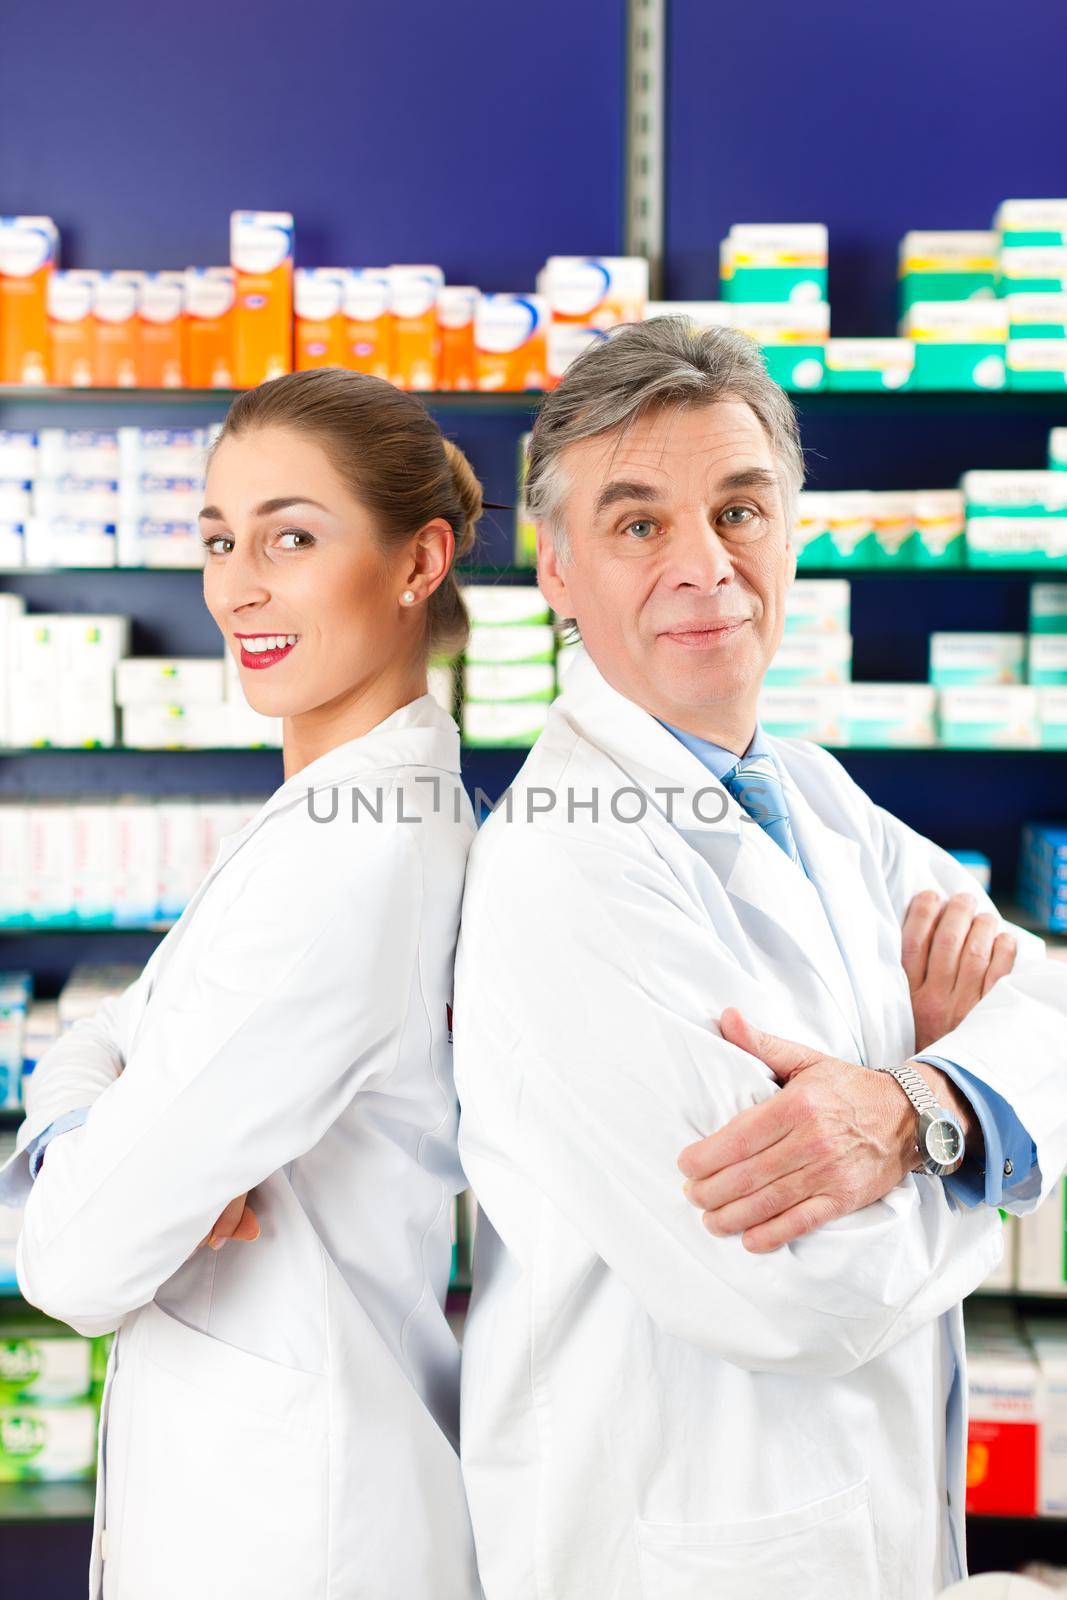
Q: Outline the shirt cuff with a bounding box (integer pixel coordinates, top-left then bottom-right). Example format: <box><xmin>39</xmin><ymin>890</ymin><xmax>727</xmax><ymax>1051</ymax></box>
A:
<box><xmin>25</xmin><ymin>1108</ymin><xmax>91</xmax><ymax>1180</ymax></box>
<box><xmin>913</xmin><ymin>1054</ymin><xmax>1037</xmax><ymax>1209</ymax></box>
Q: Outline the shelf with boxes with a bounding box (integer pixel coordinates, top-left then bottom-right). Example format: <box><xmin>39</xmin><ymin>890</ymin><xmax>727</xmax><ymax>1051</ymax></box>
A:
<box><xmin>4</xmin><ymin>387</ymin><xmax>1067</xmax><ymax>415</ymax></box>
<box><xmin>5</xmin><ymin>201</ymin><xmax>1067</xmax><ymax>402</ymax></box>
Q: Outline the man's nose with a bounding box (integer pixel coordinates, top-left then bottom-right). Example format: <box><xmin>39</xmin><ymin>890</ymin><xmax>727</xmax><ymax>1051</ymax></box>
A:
<box><xmin>667</xmin><ymin>515</ymin><xmax>736</xmax><ymax>589</ymax></box>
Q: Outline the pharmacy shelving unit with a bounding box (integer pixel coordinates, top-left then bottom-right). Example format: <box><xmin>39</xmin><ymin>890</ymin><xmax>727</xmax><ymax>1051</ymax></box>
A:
<box><xmin>2</xmin><ymin>381</ymin><xmax>1067</xmax><ymax>1533</ymax></box>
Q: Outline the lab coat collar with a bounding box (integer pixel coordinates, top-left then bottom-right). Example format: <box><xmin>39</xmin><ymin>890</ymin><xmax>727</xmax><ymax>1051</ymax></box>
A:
<box><xmin>222</xmin><ymin>693</ymin><xmax>461</xmax><ymax>859</ymax></box>
<box><xmin>552</xmin><ymin>646</ymin><xmax>869</xmax><ymax>1061</ymax></box>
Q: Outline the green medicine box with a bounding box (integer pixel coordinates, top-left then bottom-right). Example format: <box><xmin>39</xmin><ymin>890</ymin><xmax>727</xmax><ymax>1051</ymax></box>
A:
<box><xmin>996</xmin><ymin>201</ymin><xmax>1067</xmax><ymax>248</ymax></box>
<box><xmin>911</xmin><ymin>343</ymin><xmax>1006</xmax><ymax>390</ymax></box>
<box><xmin>720</xmin><ymin>224</ymin><xmax>827</xmax><ymax>306</ymax></box>
<box><xmin>794</xmin><ymin>493</ymin><xmax>835</xmax><ymax>566</ymax></box>
<box><xmin>898</xmin><ymin>232</ymin><xmax>998</xmax><ymax>317</ymax></box>
<box><xmin>826</xmin><ymin>493</ymin><xmax>878</xmax><ymax>566</ymax></box>
<box><xmin>825</xmin><ymin>339</ymin><xmax>914</xmax><ymax>392</ymax></box>
<box><xmin>757</xmin><ymin>344</ymin><xmax>826</xmax><ymax>392</ymax></box>
<box><xmin>722</xmin><ymin>264</ymin><xmax>828</xmax><ymax>304</ymax></box>
<box><xmin>1008</xmin><ymin>341</ymin><xmax>1067</xmax><ymax>391</ymax></box>
<box><xmin>963</xmin><ymin>473</ymin><xmax>1067</xmax><ymax>567</ymax></box>
<box><xmin>998</xmin><ymin>247</ymin><xmax>1067</xmax><ymax>297</ymax></box>
<box><xmin>1030</xmin><ymin>582</ymin><xmax>1067</xmax><ymax>633</ymax></box>
<box><xmin>731</xmin><ymin>302</ymin><xmax>828</xmax><ymax>393</ymax></box>
<box><xmin>902</xmin><ymin>301</ymin><xmax>1008</xmax><ymax>390</ymax></box>
<box><xmin>914</xmin><ymin>492</ymin><xmax>966</xmax><ymax>567</ymax></box>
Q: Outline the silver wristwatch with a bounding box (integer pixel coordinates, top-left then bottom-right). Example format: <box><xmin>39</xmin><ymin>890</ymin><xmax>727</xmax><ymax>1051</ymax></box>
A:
<box><xmin>874</xmin><ymin>1062</ymin><xmax>966</xmax><ymax>1179</ymax></box>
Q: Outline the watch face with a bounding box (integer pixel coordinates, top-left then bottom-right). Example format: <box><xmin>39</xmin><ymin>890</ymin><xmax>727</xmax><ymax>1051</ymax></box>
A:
<box><xmin>924</xmin><ymin>1115</ymin><xmax>964</xmax><ymax>1171</ymax></box>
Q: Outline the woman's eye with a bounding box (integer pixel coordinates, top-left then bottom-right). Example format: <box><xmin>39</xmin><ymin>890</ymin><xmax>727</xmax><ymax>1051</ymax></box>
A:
<box><xmin>624</xmin><ymin>519</ymin><xmax>657</xmax><ymax>541</ymax></box>
<box><xmin>277</xmin><ymin>528</ymin><xmax>314</xmax><ymax>550</ymax></box>
<box><xmin>200</xmin><ymin>535</ymin><xmax>232</xmax><ymax>556</ymax></box>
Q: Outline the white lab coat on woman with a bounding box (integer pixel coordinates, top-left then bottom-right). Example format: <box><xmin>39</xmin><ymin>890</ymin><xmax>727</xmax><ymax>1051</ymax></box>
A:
<box><xmin>0</xmin><ymin>694</ymin><xmax>481</xmax><ymax>1600</ymax></box>
<box><xmin>453</xmin><ymin>645</ymin><xmax>1067</xmax><ymax>1600</ymax></box>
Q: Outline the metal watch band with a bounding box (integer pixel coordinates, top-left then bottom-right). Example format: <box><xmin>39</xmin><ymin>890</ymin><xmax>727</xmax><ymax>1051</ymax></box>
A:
<box><xmin>874</xmin><ymin>1062</ymin><xmax>937</xmax><ymax>1118</ymax></box>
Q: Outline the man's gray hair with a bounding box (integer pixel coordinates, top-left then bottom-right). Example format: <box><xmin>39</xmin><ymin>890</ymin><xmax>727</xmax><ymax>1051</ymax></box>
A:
<box><xmin>525</xmin><ymin>317</ymin><xmax>805</xmax><ymax>563</ymax></box>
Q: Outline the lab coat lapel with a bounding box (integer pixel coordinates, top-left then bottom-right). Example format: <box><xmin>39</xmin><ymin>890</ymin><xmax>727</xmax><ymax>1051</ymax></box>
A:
<box><xmin>215</xmin><ymin>694</ymin><xmax>461</xmax><ymax>871</ymax></box>
<box><xmin>554</xmin><ymin>648</ymin><xmax>867</xmax><ymax>1061</ymax></box>
<box><xmin>157</xmin><ymin>694</ymin><xmax>460</xmax><ymax>952</ymax></box>
<box><xmin>774</xmin><ymin>754</ymin><xmax>882</xmax><ymax>1065</ymax></box>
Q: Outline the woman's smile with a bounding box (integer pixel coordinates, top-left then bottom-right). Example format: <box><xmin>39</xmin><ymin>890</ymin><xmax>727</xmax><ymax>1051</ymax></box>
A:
<box><xmin>235</xmin><ymin>631</ymin><xmax>301</xmax><ymax>668</ymax></box>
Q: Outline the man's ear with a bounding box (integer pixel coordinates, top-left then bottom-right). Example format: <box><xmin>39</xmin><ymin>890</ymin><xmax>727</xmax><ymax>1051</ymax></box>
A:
<box><xmin>536</xmin><ymin>523</ymin><xmax>569</xmax><ymax>615</ymax></box>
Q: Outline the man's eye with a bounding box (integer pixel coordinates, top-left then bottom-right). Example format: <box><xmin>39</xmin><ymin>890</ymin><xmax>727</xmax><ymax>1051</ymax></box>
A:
<box><xmin>721</xmin><ymin>505</ymin><xmax>755</xmax><ymax>526</ymax></box>
<box><xmin>625</xmin><ymin>519</ymin><xmax>657</xmax><ymax>540</ymax></box>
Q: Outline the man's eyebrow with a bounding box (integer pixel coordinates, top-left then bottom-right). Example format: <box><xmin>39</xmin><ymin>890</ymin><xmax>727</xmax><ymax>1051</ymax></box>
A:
<box><xmin>717</xmin><ymin>467</ymin><xmax>779</xmax><ymax>493</ymax></box>
<box><xmin>593</xmin><ymin>479</ymin><xmax>664</xmax><ymax>516</ymax></box>
<box><xmin>198</xmin><ymin>495</ymin><xmax>329</xmax><ymax>522</ymax></box>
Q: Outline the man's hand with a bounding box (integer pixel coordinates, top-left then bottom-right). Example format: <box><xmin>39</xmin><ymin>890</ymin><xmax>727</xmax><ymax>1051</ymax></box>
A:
<box><xmin>677</xmin><ymin>1009</ymin><xmax>984</xmax><ymax>1253</ymax></box>
<box><xmin>678</xmin><ymin>1012</ymin><xmax>916</xmax><ymax>1252</ymax></box>
<box><xmin>193</xmin><ymin>1192</ymin><xmax>260</xmax><ymax>1255</ymax></box>
<box><xmin>903</xmin><ymin>889</ymin><xmax>1016</xmax><ymax>1053</ymax></box>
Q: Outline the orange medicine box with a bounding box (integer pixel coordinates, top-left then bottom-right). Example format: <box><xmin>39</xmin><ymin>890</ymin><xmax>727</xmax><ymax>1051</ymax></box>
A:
<box><xmin>0</xmin><ymin>216</ymin><xmax>58</xmax><ymax>384</ymax></box>
<box><xmin>183</xmin><ymin>268</ymin><xmax>235</xmax><ymax>389</ymax></box>
<box><xmin>537</xmin><ymin>256</ymin><xmax>649</xmax><ymax>329</ymax></box>
<box><xmin>342</xmin><ymin>270</ymin><xmax>392</xmax><ymax>379</ymax></box>
<box><xmin>138</xmin><ymin>272</ymin><xmax>184</xmax><ymax>388</ymax></box>
<box><xmin>294</xmin><ymin>269</ymin><xmax>347</xmax><ymax>370</ymax></box>
<box><xmin>92</xmin><ymin>272</ymin><xmax>142</xmax><ymax>388</ymax></box>
<box><xmin>388</xmin><ymin>266</ymin><xmax>443</xmax><ymax>390</ymax></box>
<box><xmin>230</xmin><ymin>211</ymin><xmax>294</xmax><ymax>388</ymax></box>
<box><xmin>475</xmin><ymin>294</ymin><xmax>549</xmax><ymax>392</ymax></box>
<box><xmin>437</xmin><ymin>286</ymin><xmax>478</xmax><ymax>391</ymax></box>
<box><xmin>47</xmin><ymin>270</ymin><xmax>97</xmax><ymax>387</ymax></box>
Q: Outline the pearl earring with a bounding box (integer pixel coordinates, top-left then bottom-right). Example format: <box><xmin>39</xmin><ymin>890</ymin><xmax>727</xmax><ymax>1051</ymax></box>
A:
<box><xmin>401</xmin><ymin>589</ymin><xmax>416</xmax><ymax>605</ymax></box>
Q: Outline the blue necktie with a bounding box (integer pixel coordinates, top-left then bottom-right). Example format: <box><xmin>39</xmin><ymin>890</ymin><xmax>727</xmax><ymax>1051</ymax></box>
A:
<box><xmin>720</xmin><ymin>754</ymin><xmax>802</xmax><ymax>866</ymax></box>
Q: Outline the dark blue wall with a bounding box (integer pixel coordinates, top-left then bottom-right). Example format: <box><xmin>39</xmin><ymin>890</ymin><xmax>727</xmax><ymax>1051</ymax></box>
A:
<box><xmin>0</xmin><ymin>0</ymin><xmax>624</xmax><ymax>283</ymax></box>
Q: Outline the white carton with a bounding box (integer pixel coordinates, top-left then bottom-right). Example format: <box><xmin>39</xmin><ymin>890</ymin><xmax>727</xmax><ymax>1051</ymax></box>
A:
<box><xmin>764</xmin><ymin>633</ymin><xmax>852</xmax><ymax>686</ymax></box>
<box><xmin>465</xmin><ymin>624</ymin><xmax>555</xmax><ymax>665</ymax></box>
<box><xmin>783</xmin><ymin>579</ymin><xmax>850</xmax><ymax>635</ymax></box>
<box><xmin>463</xmin><ymin>663</ymin><xmax>555</xmax><ymax>703</ymax></box>
<box><xmin>929</xmin><ymin>632</ymin><xmax>1026</xmax><ymax>687</ymax></box>
<box><xmin>1017</xmin><ymin>1180</ymin><xmax>1067</xmax><ymax>1294</ymax></box>
<box><xmin>757</xmin><ymin>686</ymin><xmax>842</xmax><ymax>743</ymax></box>
<box><xmin>461</xmin><ymin>701</ymin><xmax>550</xmax><ymax>748</ymax></box>
<box><xmin>841</xmin><ymin>684</ymin><xmax>938</xmax><ymax>747</ymax></box>
<box><xmin>461</xmin><ymin>585</ymin><xmax>550</xmax><ymax>627</ymax></box>
<box><xmin>938</xmin><ymin>685</ymin><xmax>1041</xmax><ymax>748</ymax></box>
<box><xmin>115</xmin><ymin>657</ymin><xmax>225</xmax><ymax>707</ymax></box>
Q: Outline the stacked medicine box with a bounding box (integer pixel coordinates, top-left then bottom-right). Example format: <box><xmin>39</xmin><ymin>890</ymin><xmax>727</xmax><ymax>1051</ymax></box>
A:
<box><xmin>0</xmin><ymin>589</ymin><xmax>282</xmax><ymax>749</ymax></box>
<box><xmin>719</xmin><ymin>223</ymin><xmax>829</xmax><ymax>393</ymax></box>
<box><xmin>0</xmin><ymin>798</ymin><xmax>267</xmax><ymax>930</ymax></box>
<box><xmin>1018</xmin><ymin>824</ymin><xmax>1067</xmax><ymax>933</ymax></box>
<box><xmin>460</xmin><ymin>585</ymin><xmax>557</xmax><ymax>748</ymax></box>
<box><xmin>0</xmin><ymin>426</ymin><xmax>210</xmax><ymax>569</ymax></box>
<box><xmin>929</xmin><ymin>583</ymin><xmax>1067</xmax><ymax>750</ymax></box>
<box><xmin>0</xmin><ymin>1303</ymin><xmax>107</xmax><ymax>1486</ymax></box>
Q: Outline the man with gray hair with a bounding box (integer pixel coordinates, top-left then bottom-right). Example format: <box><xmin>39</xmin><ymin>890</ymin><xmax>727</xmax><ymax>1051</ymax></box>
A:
<box><xmin>453</xmin><ymin>319</ymin><xmax>1067</xmax><ymax>1599</ymax></box>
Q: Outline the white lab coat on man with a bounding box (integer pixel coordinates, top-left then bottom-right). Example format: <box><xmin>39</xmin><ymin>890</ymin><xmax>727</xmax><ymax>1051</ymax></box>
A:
<box><xmin>453</xmin><ymin>645</ymin><xmax>1067</xmax><ymax>1600</ymax></box>
<box><xmin>0</xmin><ymin>694</ymin><xmax>481</xmax><ymax>1600</ymax></box>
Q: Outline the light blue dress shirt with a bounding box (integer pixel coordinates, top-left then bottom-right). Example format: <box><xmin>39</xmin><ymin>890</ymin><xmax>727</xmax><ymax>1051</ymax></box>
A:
<box><xmin>656</xmin><ymin>715</ymin><xmax>1037</xmax><ymax>1210</ymax></box>
<box><xmin>26</xmin><ymin>1107</ymin><xmax>89</xmax><ymax>1178</ymax></box>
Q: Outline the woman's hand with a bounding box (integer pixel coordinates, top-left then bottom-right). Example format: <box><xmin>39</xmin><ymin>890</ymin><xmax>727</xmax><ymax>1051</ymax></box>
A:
<box><xmin>194</xmin><ymin>1193</ymin><xmax>260</xmax><ymax>1254</ymax></box>
<box><xmin>902</xmin><ymin>889</ymin><xmax>1017</xmax><ymax>1054</ymax></box>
